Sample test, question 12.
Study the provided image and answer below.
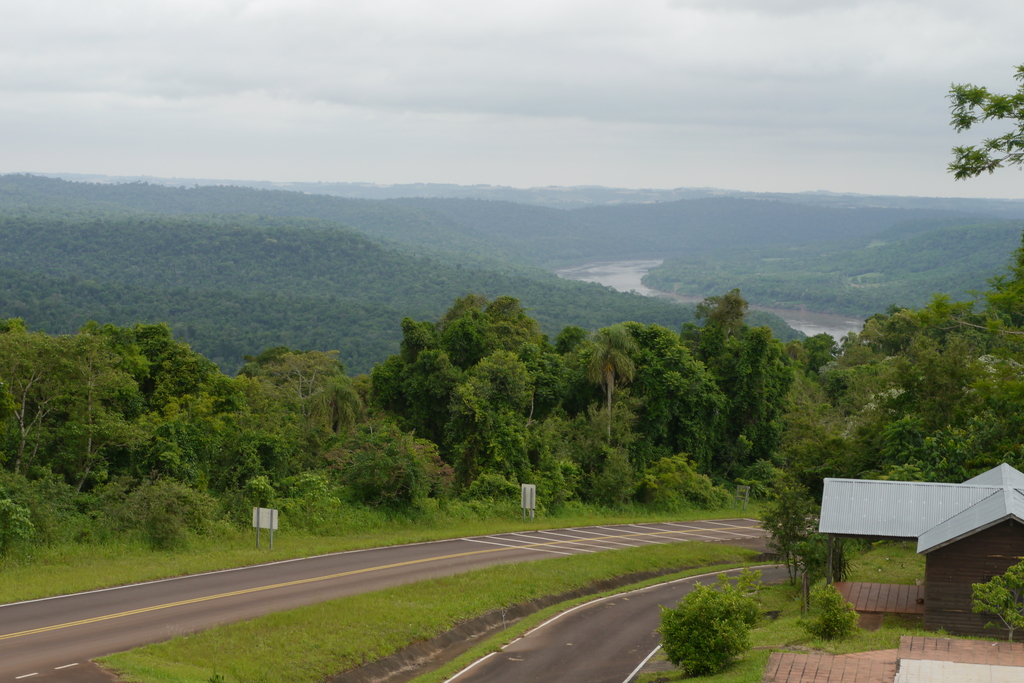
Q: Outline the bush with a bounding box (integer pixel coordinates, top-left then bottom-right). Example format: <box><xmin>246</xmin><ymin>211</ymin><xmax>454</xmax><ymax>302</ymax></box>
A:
<box><xmin>105</xmin><ymin>479</ymin><xmax>220</xmax><ymax>550</ymax></box>
<box><xmin>659</xmin><ymin>571</ymin><xmax>761</xmax><ymax>676</ymax></box>
<box><xmin>0</xmin><ymin>497</ymin><xmax>34</xmax><ymax>555</ymax></box>
<box><xmin>333</xmin><ymin>421</ymin><xmax>453</xmax><ymax>509</ymax></box>
<box><xmin>804</xmin><ymin>584</ymin><xmax>859</xmax><ymax>640</ymax></box>
<box><xmin>462</xmin><ymin>472</ymin><xmax>519</xmax><ymax>502</ymax></box>
<box><xmin>636</xmin><ymin>454</ymin><xmax>730</xmax><ymax>510</ymax></box>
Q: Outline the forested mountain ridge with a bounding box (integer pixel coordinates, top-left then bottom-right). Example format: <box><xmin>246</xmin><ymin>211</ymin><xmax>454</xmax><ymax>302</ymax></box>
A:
<box><xmin>0</xmin><ymin>174</ymin><xmax>974</xmax><ymax>269</ymax></box>
<box><xmin>645</xmin><ymin>219</ymin><xmax>1024</xmax><ymax>317</ymax></box>
<box><xmin>0</xmin><ymin>211</ymin><xmax>803</xmax><ymax>373</ymax></box>
<box><xmin>394</xmin><ymin>196</ymin><xmax>967</xmax><ymax>266</ymax></box>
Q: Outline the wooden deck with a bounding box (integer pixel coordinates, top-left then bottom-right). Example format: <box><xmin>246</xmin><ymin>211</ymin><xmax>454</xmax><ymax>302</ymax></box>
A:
<box><xmin>834</xmin><ymin>582</ymin><xmax>925</xmax><ymax>615</ymax></box>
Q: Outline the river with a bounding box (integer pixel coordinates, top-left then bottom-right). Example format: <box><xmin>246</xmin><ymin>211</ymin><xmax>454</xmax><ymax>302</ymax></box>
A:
<box><xmin>555</xmin><ymin>260</ymin><xmax>864</xmax><ymax>341</ymax></box>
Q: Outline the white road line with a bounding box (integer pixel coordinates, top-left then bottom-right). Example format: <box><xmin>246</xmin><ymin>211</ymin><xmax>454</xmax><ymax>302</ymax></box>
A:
<box><xmin>700</xmin><ymin>520</ymin><xmax>761</xmax><ymax>536</ymax></box>
<box><xmin>54</xmin><ymin>663</ymin><xmax>79</xmax><ymax>670</ymax></box>
<box><xmin>460</xmin><ymin>537</ymin><xmax>572</xmax><ymax>556</ymax></box>
<box><xmin>15</xmin><ymin>674</ymin><xmax>38</xmax><ymax>679</ymax></box>
<box><xmin>561</xmin><ymin>529</ymin><xmax>645</xmax><ymax>547</ymax></box>
<box><xmin>623</xmin><ymin>645</ymin><xmax>661</xmax><ymax>683</ymax></box>
<box><xmin>526</xmin><ymin>530</ymin><xmax>625</xmax><ymax>552</ymax></box>
<box><xmin>507</xmin><ymin>532</ymin><xmax>596</xmax><ymax>553</ymax></box>
<box><xmin>446</xmin><ymin>651</ymin><xmax>498</xmax><ymax>681</ymax></box>
<box><xmin>595</xmin><ymin>527</ymin><xmax>662</xmax><ymax>544</ymax></box>
<box><xmin>628</xmin><ymin>523</ymin><xmax>707</xmax><ymax>538</ymax></box>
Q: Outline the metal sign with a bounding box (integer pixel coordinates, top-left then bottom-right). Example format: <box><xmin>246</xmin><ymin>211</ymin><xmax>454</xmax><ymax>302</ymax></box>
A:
<box><xmin>252</xmin><ymin>507</ymin><xmax>279</xmax><ymax>549</ymax></box>
<box><xmin>521</xmin><ymin>484</ymin><xmax>536</xmax><ymax>522</ymax></box>
<box><xmin>735</xmin><ymin>485</ymin><xmax>750</xmax><ymax>510</ymax></box>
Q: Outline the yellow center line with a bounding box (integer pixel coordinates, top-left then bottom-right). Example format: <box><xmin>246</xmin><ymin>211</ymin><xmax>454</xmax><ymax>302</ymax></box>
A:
<box><xmin>0</xmin><ymin>523</ymin><xmax>761</xmax><ymax>642</ymax></box>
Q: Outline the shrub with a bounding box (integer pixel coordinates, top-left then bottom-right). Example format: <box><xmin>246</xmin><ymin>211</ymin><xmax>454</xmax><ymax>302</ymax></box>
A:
<box><xmin>0</xmin><ymin>497</ymin><xmax>34</xmax><ymax>555</ymax></box>
<box><xmin>804</xmin><ymin>584</ymin><xmax>859</xmax><ymax>640</ymax></box>
<box><xmin>105</xmin><ymin>479</ymin><xmax>220</xmax><ymax>550</ymax></box>
<box><xmin>659</xmin><ymin>572</ymin><xmax>761</xmax><ymax>675</ymax></box>
<box><xmin>462</xmin><ymin>472</ymin><xmax>519</xmax><ymax>502</ymax></box>
<box><xmin>333</xmin><ymin>421</ymin><xmax>453</xmax><ymax>508</ymax></box>
<box><xmin>636</xmin><ymin>454</ymin><xmax>729</xmax><ymax>509</ymax></box>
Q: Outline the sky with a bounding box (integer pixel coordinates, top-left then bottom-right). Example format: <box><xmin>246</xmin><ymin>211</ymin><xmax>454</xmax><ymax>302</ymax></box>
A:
<box><xmin>2</xmin><ymin>0</ymin><xmax>1022</xmax><ymax>198</ymax></box>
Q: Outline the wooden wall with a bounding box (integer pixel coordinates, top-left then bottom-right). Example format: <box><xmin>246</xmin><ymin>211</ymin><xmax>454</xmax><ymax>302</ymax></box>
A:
<box><xmin>924</xmin><ymin>519</ymin><xmax>1024</xmax><ymax>637</ymax></box>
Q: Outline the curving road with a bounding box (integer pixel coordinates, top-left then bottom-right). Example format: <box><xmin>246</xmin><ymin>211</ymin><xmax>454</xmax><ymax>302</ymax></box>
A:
<box><xmin>0</xmin><ymin>519</ymin><xmax>764</xmax><ymax>681</ymax></box>
<box><xmin>450</xmin><ymin>564</ymin><xmax>788</xmax><ymax>683</ymax></box>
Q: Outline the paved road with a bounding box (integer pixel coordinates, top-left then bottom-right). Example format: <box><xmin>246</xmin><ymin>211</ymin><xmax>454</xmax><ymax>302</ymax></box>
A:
<box><xmin>451</xmin><ymin>564</ymin><xmax>789</xmax><ymax>683</ymax></box>
<box><xmin>0</xmin><ymin>519</ymin><xmax>764</xmax><ymax>682</ymax></box>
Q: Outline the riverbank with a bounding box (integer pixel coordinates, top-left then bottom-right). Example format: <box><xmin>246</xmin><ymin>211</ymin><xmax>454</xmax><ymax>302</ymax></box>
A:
<box><xmin>555</xmin><ymin>260</ymin><xmax>863</xmax><ymax>341</ymax></box>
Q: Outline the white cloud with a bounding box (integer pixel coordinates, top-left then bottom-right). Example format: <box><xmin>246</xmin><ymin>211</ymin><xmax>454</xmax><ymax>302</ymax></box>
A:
<box><xmin>0</xmin><ymin>0</ymin><xmax>1022</xmax><ymax>197</ymax></box>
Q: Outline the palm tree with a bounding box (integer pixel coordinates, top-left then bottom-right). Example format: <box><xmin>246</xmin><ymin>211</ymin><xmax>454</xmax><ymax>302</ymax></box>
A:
<box><xmin>587</xmin><ymin>324</ymin><xmax>637</xmax><ymax>441</ymax></box>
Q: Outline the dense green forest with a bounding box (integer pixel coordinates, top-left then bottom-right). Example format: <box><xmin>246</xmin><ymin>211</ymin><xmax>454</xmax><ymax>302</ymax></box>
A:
<box><xmin>0</xmin><ymin>211</ymin><xmax>799</xmax><ymax>373</ymax></box>
<box><xmin>2</xmin><ymin>172</ymin><xmax>1024</xmax><ymax>565</ymax></box>
<box><xmin>644</xmin><ymin>219</ymin><xmax>1024</xmax><ymax>317</ymax></box>
<box><xmin>0</xmin><ymin>174</ymin><xmax>966</xmax><ymax>268</ymax></box>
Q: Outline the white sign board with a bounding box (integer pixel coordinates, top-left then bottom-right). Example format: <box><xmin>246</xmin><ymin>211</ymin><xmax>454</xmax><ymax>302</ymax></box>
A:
<box><xmin>252</xmin><ymin>507</ymin><xmax>278</xmax><ymax>530</ymax></box>
<box><xmin>520</xmin><ymin>484</ymin><xmax>536</xmax><ymax>511</ymax></box>
<box><xmin>521</xmin><ymin>484</ymin><xmax>536</xmax><ymax>521</ymax></box>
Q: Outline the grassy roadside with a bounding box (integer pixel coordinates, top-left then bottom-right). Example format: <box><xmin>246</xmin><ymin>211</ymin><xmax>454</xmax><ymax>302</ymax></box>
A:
<box><xmin>637</xmin><ymin>542</ymin><xmax>935</xmax><ymax>683</ymax></box>
<box><xmin>99</xmin><ymin>541</ymin><xmax>761</xmax><ymax>683</ymax></box>
<box><xmin>0</xmin><ymin>505</ymin><xmax>761</xmax><ymax>604</ymax></box>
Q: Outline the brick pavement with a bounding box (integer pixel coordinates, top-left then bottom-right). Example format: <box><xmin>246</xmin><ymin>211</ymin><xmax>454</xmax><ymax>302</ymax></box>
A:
<box><xmin>763</xmin><ymin>637</ymin><xmax>1024</xmax><ymax>683</ymax></box>
<box><xmin>762</xmin><ymin>650</ymin><xmax>897</xmax><ymax>683</ymax></box>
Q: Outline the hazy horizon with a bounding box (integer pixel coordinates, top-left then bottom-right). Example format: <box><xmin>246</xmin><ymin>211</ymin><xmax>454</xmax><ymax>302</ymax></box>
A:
<box><xmin>3</xmin><ymin>2</ymin><xmax>1023</xmax><ymax>199</ymax></box>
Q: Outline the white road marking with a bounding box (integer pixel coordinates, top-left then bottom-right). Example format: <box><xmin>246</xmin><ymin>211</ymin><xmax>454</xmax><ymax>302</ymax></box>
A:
<box><xmin>461</xmin><ymin>537</ymin><xmax>572</xmax><ymax>556</ymax></box>
<box><xmin>54</xmin><ymin>663</ymin><xmax>79</xmax><ymax>669</ymax></box>
<box><xmin>446</xmin><ymin>651</ymin><xmax>498</xmax><ymax>681</ymax></box>
<box><xmin>507</xmin><ymin>532</ymin><xmax>595</xmax><ymax>553</ymax></box>
<box><xmin>623</xmin><ymin>645</ymin><xmax>661</xmax><ymax>683</ymax></box>
<box><xmin>561</xmin><ymin>529</ymin><xmax>645</xmax><ymax>547</ymax></box>
<box><xmin>15</xmin><ymin>674</ymin><xmax>38</xmax><ymax>679</ymax></box>
<box><xmin>596</xmin><ymin>526</ymin><xmax>662</xmax><ymax>544</ymax></box>
<box><xmin>526</xmin><ymin>530</ymin><xmax>626</xmax><ymax>552</ymax></box>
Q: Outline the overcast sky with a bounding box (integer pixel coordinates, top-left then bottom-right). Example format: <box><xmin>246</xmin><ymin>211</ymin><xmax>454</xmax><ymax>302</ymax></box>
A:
<box><xmin>2</xmin><ymin>0</ymin><xmax>1022</xmax><ymax>198</ymax></box>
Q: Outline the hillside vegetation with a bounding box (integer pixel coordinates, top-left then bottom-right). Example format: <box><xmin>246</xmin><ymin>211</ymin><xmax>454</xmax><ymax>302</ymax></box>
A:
<box><xmin>645</xmin><ymin>219</ymin><xmax>1024</xmax><ymax>317</ymax></box>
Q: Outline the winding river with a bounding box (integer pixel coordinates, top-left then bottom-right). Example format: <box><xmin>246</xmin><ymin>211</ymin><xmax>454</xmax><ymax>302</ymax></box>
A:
<box><xmin>555</xmin><ymin>260</ymin><xmax>864</xmax><ymax>341</ymax></box>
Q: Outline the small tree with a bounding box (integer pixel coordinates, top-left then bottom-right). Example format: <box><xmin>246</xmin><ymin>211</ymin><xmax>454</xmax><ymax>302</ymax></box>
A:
<box><xmin>803</xmin><ymin>584</ymin><xmax>859</xmax><ymax>641</ymax></box>
<box><xmin>760</xmin><ymin>473</ymin><xmax>819</xmax><ymax>582</ymax></box>
<box><xmin>972</xmin><ymin>558</ymin><xmax>1024</xmax><ymax>642</ymax></box>
<box><xmin>659</xmin><ymin>571</ymin><xmax>761</xmax><ymax>676</ymax></box>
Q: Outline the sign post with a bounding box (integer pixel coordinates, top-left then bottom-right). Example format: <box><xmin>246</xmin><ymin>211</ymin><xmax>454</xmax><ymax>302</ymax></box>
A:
<box><xmin>252</xmin><ymin>507</ymin><xmax>279</xmax><ymax>550</ymax></box>
<box><xmin>521</xmin><ymin>484</ymin><xmax>536</xmax><ymax>522</ymax></box>
<box><xmin>735</xmin><ymin>485</ymin><xmax>750</xmax><ymax>510</ymax></box>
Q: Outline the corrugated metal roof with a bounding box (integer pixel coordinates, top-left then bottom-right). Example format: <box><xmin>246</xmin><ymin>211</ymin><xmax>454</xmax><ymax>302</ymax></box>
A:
<box><xmin>917</xmin><ymin>487</ymin><xmax>1024</xmax><ymax>553</ymax></box>
<box><xmin>818</xmin><ymin>464</ymin><xmax>1024</xmax><ymax>555</ymax></box>
<box><xmin>819</xmin><ymin>479</ymin><xmax>997</xmax><ymax>538</ymax></box>
<box><xmin>963</xmin><ymin>463</ymin><xmax>1024</xmax><ymax>489</ymax></box>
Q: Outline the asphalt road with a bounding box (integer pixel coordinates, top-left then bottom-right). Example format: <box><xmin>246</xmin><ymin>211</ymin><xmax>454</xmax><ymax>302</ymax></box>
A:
<box><xmin>450</xmin><ymin>564</ymin><xmax>790</xmax><ymax>683</ymax></box>
<box><xmin>0</xmin><ymin>519</ymin><xmax>764</xmax><ymax>682</ymax></box>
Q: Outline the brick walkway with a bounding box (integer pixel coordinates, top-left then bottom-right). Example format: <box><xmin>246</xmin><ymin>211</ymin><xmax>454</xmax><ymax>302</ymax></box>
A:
<box><xmin>834</xmin><ymin>582</ymin><xmax>925</xmax><ymax>615</ymax></box>
<box><xmin>762</xmin><ymin>650</ymin><xmax>897</xmax><ymax>683</ymax></box>
<box><xmin>899</xmin><ymin>636</ymin><xmax>1024</xmax><ymax>667</ymax></box>
<box><xmin>763</xmin><ymin>638</ymin><xmax>1024</xmax><ymax>683</ymax></box>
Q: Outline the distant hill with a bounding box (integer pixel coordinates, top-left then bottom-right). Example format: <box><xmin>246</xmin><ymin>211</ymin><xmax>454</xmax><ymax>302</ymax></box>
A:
<box><xmin>644</xmin><ymin>219</ymin><xmax>1024</xmax><ymax>317</ymax></box>
<box><xmin>0</xmin><ymin>211</ymin><xmax>803</xmax><ymax>373</ymax></box>
<box><xmin>34</xmin><ymin>172</ymin><xmax>1024</xmax><ymax>217</ymax></box>
<box><xmin>0</xmin><ymin>175</ymin><xmax>983</xmax><ymax>269</ymax></box>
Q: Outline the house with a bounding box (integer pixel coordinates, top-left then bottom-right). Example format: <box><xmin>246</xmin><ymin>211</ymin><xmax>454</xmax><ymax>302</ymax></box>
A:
<box><xmin>818</xmin><ymin>463</ymin><xmax>1024</xmax><ymax>636</ymax></box>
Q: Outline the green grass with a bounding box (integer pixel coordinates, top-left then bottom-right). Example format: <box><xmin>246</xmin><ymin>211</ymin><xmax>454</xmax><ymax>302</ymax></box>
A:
<box><xmin>846</xmin><ymin>540</ymin><xmax>925</xmax><ymax>585</ymax></box>
<box><xmin>636</xmin><ymin>542</ymin><xmax>935</xmax><ymax>682</ymax></box>
<box><xmin>0</xmin><ymin>503</ymin><xmax>761</xmax><ymax>604</ymax></box>
<box><xmin>99</xmin><ymin>542</ymin><xmax>761</xmax><ymax>683</ymax></box>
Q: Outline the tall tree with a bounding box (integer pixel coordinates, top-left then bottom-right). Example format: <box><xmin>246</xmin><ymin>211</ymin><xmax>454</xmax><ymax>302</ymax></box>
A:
<box><xmin>587</xmin><ymin>324</ymin><xmax>637</xmax><ymax>441</ymax></box>
<box><xmin>948</xmin><ymin>64</ymin><xmax>1024</xmax><ymax>179</ymax></box>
